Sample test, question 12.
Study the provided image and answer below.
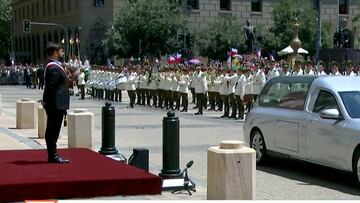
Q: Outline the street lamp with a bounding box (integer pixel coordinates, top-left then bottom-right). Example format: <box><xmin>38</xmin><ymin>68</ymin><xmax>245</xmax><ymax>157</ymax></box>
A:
<box><xmin>315</xmin><ymin>0</ymin><xmax>322</xmax><ymax>70</ymax></box>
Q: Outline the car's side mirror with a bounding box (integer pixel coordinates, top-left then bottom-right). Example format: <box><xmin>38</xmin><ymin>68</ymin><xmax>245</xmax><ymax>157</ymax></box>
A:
<box><xmin>319</xmin><ymin>109</ymin><xmax>343</xmax><ymax>120</ymax></box>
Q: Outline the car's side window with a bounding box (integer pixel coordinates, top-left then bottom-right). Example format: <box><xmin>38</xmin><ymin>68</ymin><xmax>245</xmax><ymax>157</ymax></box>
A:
<box><xmin>259</xmin><ymin>81</ymin><xmax>309</xmax><ymax>110</ymax></box>
<box><xmin>313</xmin><ymin>90</ymin><xmax>339</xmax><ymax>113</ymax></box>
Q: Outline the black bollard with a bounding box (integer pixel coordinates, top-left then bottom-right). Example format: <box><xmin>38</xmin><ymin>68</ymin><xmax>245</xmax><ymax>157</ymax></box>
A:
<box><xmin>159</xmin><ymin>111</ymin><xmax>181</xmax><ymax>179</ymax></box>
<box><xmin>99</xmin><ymin>102</ymin><xmax>118</xmax><ymax>155</ymax></box>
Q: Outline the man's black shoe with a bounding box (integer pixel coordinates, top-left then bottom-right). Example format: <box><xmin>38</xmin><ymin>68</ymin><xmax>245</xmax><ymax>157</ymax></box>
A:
<box><xmin>48</xmin><ymin>156</ymin><xmax>70</xmax><ymax>163</ymax></box>
<box><xmin>194</xmin><ymin>112</ymin><xmax>203</xmax><ymax>115</ymax></box>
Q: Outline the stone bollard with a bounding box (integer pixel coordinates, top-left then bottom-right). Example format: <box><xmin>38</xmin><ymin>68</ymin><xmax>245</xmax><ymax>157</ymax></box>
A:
<box><xmin>159</xmin><ymin>111</ymin><xmax>181</xmax><ymax>179</ymax></box>
<box><xmin>16</xmin><ymin>98</ymin><xmax>36</xmax><ymax>129</ymax></box>
<box><xmin>207</xmin><ymin>140</ymin><xmax>256</xmax><ymax>200</ymax></box>
<box><xmin>38</xmin><ymin>105</ymin><xmax>47</xmax><ymax>139</ymax></box>
<box><xmin>67</xmin><ymin>109</ymin><xmax>94</xmax><ymax>149</ymax></box>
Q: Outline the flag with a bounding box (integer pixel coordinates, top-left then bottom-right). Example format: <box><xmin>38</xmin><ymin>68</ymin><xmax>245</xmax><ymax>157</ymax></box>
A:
<box><xmin>175</xmin><ymin>53</ymin><xmax>182</xmax><ymax>63</ymax></box>
<box><xmin>76</xmin><ymin>37</ymin><xmax>80</xmax><ymax>44</ymax></box>
<box><xmin>167</xmin><ymin>56</ymin><xmax>176</xmax><ymax>64</ymax></box>
<box><xmin>61</xmin><ymin>38</ymin><xmax>65</xmax><ymax>44</ymax></box>
<box><xmin>70</xmin><ymin>38</ymin><xmax>74</xmax><ymax>45</ymax></box>
<box><xmin>228</xmin><ymin>48</ymin><xmax>238</xmax><ymax>57</ymax></box>
<box><xmin>269</xmin><ymin>54</ymin><xmax>275</xmax><ymax>61</ymax></box>
<box><xmin>256</xmin><ymin>50</ymin><xmax>261</xmax><ymax>58</ymax></box>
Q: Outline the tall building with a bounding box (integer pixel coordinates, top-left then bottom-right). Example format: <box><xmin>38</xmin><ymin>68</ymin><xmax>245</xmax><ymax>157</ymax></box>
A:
<box><xmin>12</xmin><ymin>0</ymin><xmax>123</xmax><ymax>64</ymax></box>
<box><xmin>11</xmin><ymin>0</ymin><xmax>359</xmax><ymax>64</ymax></box>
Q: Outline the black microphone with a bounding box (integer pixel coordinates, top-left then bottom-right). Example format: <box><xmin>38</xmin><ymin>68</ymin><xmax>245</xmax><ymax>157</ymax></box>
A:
<box><xmin>180</xmin><ymin>160</ymin><xmax>194</xmax><ymax>175</ymax></box>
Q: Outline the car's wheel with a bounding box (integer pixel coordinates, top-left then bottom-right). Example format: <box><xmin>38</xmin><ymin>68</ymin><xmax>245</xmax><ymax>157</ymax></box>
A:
<box><xmin>353</xmin><ymin>149</ymin><xmax>360</xmax><ymax>185</ymax></box>
<box><xmin>251</xmin><ymin>129</ymin><xmax>267</xmax><ymax>164</ymax></box>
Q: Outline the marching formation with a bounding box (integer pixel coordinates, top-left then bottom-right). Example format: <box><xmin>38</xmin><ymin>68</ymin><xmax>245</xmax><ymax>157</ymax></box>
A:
<box><xmin>85</xmin><ymin>56</ymin><xmax>360</xmax><ymax>120</ymax></box>
<box><xmin>1</xmin><ymin>54</ymin><xmax>359</xmax><ymax>120</ymax></box>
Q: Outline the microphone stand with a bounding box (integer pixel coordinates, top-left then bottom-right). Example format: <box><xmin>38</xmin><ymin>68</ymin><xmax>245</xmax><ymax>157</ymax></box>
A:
<box><xmin>171</xmin><ymin>167</ymin><xmax>196</xmax><ymax>195</ymax></box>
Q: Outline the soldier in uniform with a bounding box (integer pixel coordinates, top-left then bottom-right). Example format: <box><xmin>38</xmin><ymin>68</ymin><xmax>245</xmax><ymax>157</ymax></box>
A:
<box><xmin>234</xmin><ymin>66</ymin><xmax>247</xmax><ymax>120</ymax></box>
<box><xmin>194</xmin><ymin>66</ymin><xmax>207</xmax><ymax>115</ymax></box>
<box><xmin>135</xmin><ymin>69</ymin><xmax>142</xmax><ymax>105</ymax></box>
<box><xmin>224</xmin><ymin>67</ymin><xmax>238</xmax><ymax>118</ymax></box>
<box><xmin>318</xmin><ymin>61</ymin><xmax>328</xmax><ymax>76</ymax></box>
<box><xmin>139</xmin><ymin>70</ymin><xmax>148</xmax><ymax>105</ymax></box>
<box><xmin>330</xmin><ymin>61</ymin><xmax>341</xmax><ymax>76</ymax></box>
<box><xmin>178</xmin><ymin>69</ymin><xmax>190</xmax><ymax>112</ymax></box>
<box><xmin>292</xmin><ymin>60</ymin><xmax>304</xmax><ymax>76</ymax></box>
<box><xmin>345</xmin><ymin>60</ymin><xmax>356</xmax><ymax>76</ymax></box>
<box><xmin>190</xmin><ymin>69</ymin><xmax>196</xmax><ymax>105</ymax></box>
<box><xmin>126</xmin><ymin>68</ymin><xmax>137</xmax><ymax>108</ymax></box>
<box><xmin>304</xmin><ymin>60</ymin><xmax>316</xmax><ymax>75</ymax></box>
<box><xmin>207</xmin><ymin>67</ymin><xmax>217</xmax><ymax>111</ymax></box>
<box><xmin>252</xmin><ymin>63</ymin><xmax>266</xmax><ymax>101</ymax></box>
<box><xmin>148</xmin><ymin>68</ymin><xmax>158</xmax><ymax>107</ymax></box>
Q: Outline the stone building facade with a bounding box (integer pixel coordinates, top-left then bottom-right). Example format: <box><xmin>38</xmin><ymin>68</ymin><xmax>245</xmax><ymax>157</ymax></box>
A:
<box><xmin>12</xmin><ymin>0</ymin><xmax>123</xmax><ymax>64</ymax></box>
<box><xmin>11</xmin><ymin>0</ymin><xmax>359</xmax><ymax>64</ymax></box>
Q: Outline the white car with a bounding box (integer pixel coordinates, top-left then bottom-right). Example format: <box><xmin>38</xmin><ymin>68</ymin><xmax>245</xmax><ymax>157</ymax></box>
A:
<box><xmin>244</xmin><ymin>76</ymin><xmax>360</xmax><ymax>183</ymax></box>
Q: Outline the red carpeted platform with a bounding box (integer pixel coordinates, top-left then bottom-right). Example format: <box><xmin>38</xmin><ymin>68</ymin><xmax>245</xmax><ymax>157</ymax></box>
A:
<box><xmin>0</xmin><ymin>148</ymin><xmax>162</xmax><ymax>202</ymax></box>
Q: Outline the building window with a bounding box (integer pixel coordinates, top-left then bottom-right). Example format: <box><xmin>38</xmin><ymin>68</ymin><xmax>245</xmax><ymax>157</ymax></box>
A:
<box><xmin>48</xmin><ymin>0</ymin><xmax>51</xmax><ymax>16</ymax></box>
<box><xmin>31</xmin><ymin>4</ymin><xmax>34</xmax><ymax>19</ymax></box>
<box><xmin>14</xmin><ymin>10</ymin><xmax>16</xmax><ymax>23</ymax></box>
<box><xmin>187</xmin><ymin>0</ymin><xmax>199</xmax><ymax>10</ymax></box>
<box><xmin>22</xmin><ymin>7</ymin><xmax>25</xmax><ymax>20</ymax></box>
<box><xmin>220</xmin><ymin>0</ymin><xmax>231</xmax><ymax>11</ymax></box>
<box><xmin>251</xmin><ymin>0</ymin><xmax>262</xmax><ymax>12</ymax></box>
<box><xmin>36</xmin><ymin>2</ymin><xmax>39</xmax><ymax>18</ymax></box>
<box><xmin>61</xmin><ymin>0</ymin><xmax>64</xmax><ymax>13</ymax></box>
<box><xmin>68</xmin><ymin>0</ymin><xmax>71</xmax><ymax>11</ymax></box>
<box><xmin>339</xmin><ymin>0</ymin><xmax>348</xmax><ymax>14</ymax></box>
<box><xmin>95</xmin><ymin>0</ymin><xmax>105</xmax><ymax>7</ymax></box>
<box><xmin>54</xmin><ymin>0</ymin><xmax>57</xmax><ymax>15</ymax></box>
<box><xmin>27</xmin><ymin>6</ymin><xmax>30</xmax><ymax>18</ymax></box>
<box><xmin>18</xmin><ymin>8</ymin><xmax>21</xmax><ymax>21</ymax></box>
<box><xmin>42</xmin><ymin>0</ymin><xmax>45</xmax><ymax>17</ymax></box>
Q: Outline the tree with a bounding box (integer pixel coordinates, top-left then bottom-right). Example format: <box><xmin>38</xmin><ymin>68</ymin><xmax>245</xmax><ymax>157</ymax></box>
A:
<box><xmin>196</xmin><ymin>15</ymin><xmax>246</xmax><ymax>61</ymax></box>
<box><xmin>106</xmin><ymin>0</ymin><xmax>187</xmax><ymax>58</ymax></box>
<box><xmin>260</xmin><ymin>0</ymin><xmax>332</xmax><ymax>56</ymax></box>
<box><xmin>0</xmin><ymin>0</ymin><xmax>11</xmax><ymax>62</ymax></box>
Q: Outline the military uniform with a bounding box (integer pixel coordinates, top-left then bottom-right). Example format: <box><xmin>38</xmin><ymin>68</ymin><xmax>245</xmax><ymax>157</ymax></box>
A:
<box><xmin>234</xmin><ymin>70</ymin><xmax>246</xmax><ymax>120</ymax></box>
<box><xmin>194</xmin><ymin>68</ymin><xmax>207</xmax><ymax>115</ymax></box>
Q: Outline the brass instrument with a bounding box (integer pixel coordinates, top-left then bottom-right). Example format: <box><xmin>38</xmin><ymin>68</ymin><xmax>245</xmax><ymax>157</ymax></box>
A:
<box><xmin>175</xmin><ymin>69</ymin><xmax>183</xmax><ymax>81</ymax></box>
<box><xmin>208</xmin><ymin>67</ymin><xmax>217</xmax><ymax>84</ymax></box>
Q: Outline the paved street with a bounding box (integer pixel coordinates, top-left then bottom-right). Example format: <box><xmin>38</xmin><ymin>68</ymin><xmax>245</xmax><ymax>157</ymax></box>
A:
<box><xmin>1</xmin><ymin>86</ymin><xmax>360</xmax><ymax>200</ymax></box>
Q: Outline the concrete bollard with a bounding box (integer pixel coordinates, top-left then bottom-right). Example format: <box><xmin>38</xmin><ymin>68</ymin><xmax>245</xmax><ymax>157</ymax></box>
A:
<box><xmin>67</xmin><ymin>109</ymin><xmax>94</xmax><ymax>149</ymax></box>
<box><xmin>207</xmin><ymin>140</ymin><xmax>256</xmax><ymax>200</ymax></box>
<box><xmin>16</xmin><ymin>98</ymin><xmax>37</xmax><ymax>129</ymax></box>
<box><xmin>38</xmin><ymin>106</ymin><xmax>47</xmax><ymax>139</ymax></box>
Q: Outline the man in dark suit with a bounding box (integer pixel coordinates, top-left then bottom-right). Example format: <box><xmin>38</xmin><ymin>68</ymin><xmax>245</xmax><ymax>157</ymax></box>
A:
<box><xmin>42</xmin><ymin>43</ymin><xmax>70</xmax><ymax>163</ymax></box>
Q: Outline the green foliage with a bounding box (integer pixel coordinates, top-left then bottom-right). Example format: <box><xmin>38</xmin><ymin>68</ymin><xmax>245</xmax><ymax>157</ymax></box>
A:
<box><xmin>0</xmin><ymin>0</ymin><xmax>11</xmax><ymax>59</ymax></box>
<box><xmin>196</xmin><ymin>15</ymin><xmax>246</xmax><ymax>60</ymax></box>
<box><xmin>107</xmin><ymin>0</ymin><xmax>187</xmax><ymax>57</ymax></box>
<box><xmin>260</xmin><ymin>0</ymin><xmax>332</xmax><ymax>55</ymax></box>
<box><xmin>353</xmin><ymin>3</ymin><xmax>360</xmax><ymax>47</ymax></box>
